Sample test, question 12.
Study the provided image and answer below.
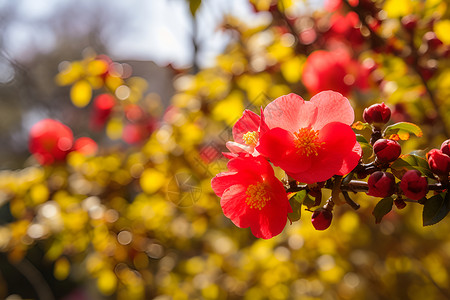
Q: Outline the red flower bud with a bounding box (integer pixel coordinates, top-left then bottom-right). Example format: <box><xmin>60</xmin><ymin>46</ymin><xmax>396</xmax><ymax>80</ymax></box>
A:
<box><xmin>401</xmin><ymin>15</ymin><xmax>418</xmax><ymax>31</ymax></box>
<box><xmin>311</xmin><ymin>208</ymin><xmax>333</xmax><ymax>230</ymax></box>
<box><xmin>373</xmin><ymin>139</ymin><xmax>401</xmax><ymax>164</ymax></box>
<box><xmin>441</xmin><ymin>139</ymin><xmax>450</xmax><ymax>157</ymax></box>
<box><xmin>424</xmin><ymin>32</ymin><xmax>443</xmax><ymax>50</ymax></box>
<box><xmin>367</xmin><ymin>171</ymin><xmax>396</xmax><ymax>197</ymax></box>
<box><xmin>90</xmin><ymin>94</ymin><xmax>115</xmax><ymax>130</ymax></box>
<box><xmin>363</xmin><ymin>102</ymin><xmax>391</xmax><ymax>125</ymax></box>
<box><xmin>73</xmin><ymin>137</ymin><xmax>98</xmax><ymax>156</ymax></box>
<box><xmin>400</xmin><ymin>170</ymin><xmax>428</xmax><ymax>200</ymax></box>
<box><xmin>427</xmin><ymin>149</ymin><xmax>450</xmax><ymax>176</ymax></box>
<box><xmin>29</xmin><ymin>119</ymin><xmax>74</xmax><ymax>165</ymax></box>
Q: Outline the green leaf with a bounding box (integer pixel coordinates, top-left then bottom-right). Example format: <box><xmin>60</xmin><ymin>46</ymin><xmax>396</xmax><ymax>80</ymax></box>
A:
<box><xmin>303</xmin><ymin>194</ymin><xmax>316</xmax><ymax>209</ymax></box>
<box><xmin>356</xmin><ymin>134</ymin><xmax>373</xmax><ymax>158</ymax></box>
<box><xmin>372</xmin><ymin>197</ymin><xmax>394</xmax><ymax>224</ymax></box>
<box><xmin>383</xmin><ymin>122</ymin><xmax>423</xmax><ymax>140</ymax></box>
<box><xmin>391</xmin><ymin>154</ymin><xmax>434</xmax><ymax>179</ymax></box>
<box><xmin>423</xmin><ymin>193</ymin><xmax>450</xmax><ymax>226</ymax></box>
<box><xmin>288</xmin><ymin>190</ymin><xmax>306</xmax><ymax>222</ymax></box>
<box><xmin>355</xmin><ymin>134</ymin><xmax>369</xmax><ymax>144</ymax></box>
<box><xmin>188</xmin><ymin>0</ymin><xmax>201</xmax><ymax>16</ymax></box>
<box><xmin>352</xmin><ymin>121</ymin><xmax>371</xmax><ymax>131</ymax></box>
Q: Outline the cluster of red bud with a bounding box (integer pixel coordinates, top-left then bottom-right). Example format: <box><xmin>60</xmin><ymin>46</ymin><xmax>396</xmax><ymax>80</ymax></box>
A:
<box><xmin>311</xmin><ymin>102</ymin><xmax>448</xmax><ymax>231</ymax></box>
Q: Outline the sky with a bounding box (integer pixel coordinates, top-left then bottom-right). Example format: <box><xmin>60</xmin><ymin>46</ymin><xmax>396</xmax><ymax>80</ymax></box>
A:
<box><xmin>1</xmin><ymin>0</ymin><xmax>323</xmax><ymax>70</ymax></box>
<box><xmin>2</xmin><ymin>0</ymin><xmax>260</xmax><ymax>68</ymax></box>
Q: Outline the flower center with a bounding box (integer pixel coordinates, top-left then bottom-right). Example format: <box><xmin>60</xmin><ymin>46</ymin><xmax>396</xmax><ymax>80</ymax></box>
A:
<box><xmin>242</xmin><ymin>131</ymin><xmax>259</xmax><ymax>146</ymax></box>
<box><xmin>293</xmin><ymin>128</ymin><xmax>324</xmax><ymax>157</ymax></box>
<box><xmin>245</xmin><ymin>182</ymin><xmax>270</xmax><ymax>210</ymax></box>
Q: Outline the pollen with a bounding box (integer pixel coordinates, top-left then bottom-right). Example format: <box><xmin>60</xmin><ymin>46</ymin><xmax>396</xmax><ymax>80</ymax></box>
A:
<box><xmin>293</xmin><ymin>128</ymin><xmax>324</xmax><ymax>157</ymax></box>
<box><xmin>243</xmin><ymin>131</ymin><xmax>259</xmax><ymax>146</ymax></box>
<box><xmin>245</xmin><ymin>182</ymin><xmax>270</xmax><ymax>210</ymax></box>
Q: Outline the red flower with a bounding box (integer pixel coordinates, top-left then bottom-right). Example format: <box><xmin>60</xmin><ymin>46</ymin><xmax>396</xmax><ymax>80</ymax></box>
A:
<box><xmin>211</xmin><ymin>156</ymin><xmax>291</xmax><ymax>239</ymax></box>
<box><xmin>90</xmin><ymin>93</ymin><xmax>115</xmax><ymax>130</ymax></box>
<box><xmin>302</xmin><ymin>50</ymin><xmax>369</xmax><ymax>96</ymax></box>
<box><xmin>226</xmin><ymin>109</ymin><xmax>268</xmax><ymax>156</ymax></box>
<box><xmin>325</xmin><ymin>12</ymin><xmax>364</xmax><ymax>50</ymax></box>
<box><xmin>324</xmin><ymin>0</ymin><xmax>358</xmax><ymax>12</ymax></box>
<box><xmin>256</xmin><ymin>91</ymin><xmax>361</xmax><ymax>184</ymax></box>
<box><xmin>29</xmin><ymin>119</ymin><xmax>74</xmax><ymax>165</ymax></box>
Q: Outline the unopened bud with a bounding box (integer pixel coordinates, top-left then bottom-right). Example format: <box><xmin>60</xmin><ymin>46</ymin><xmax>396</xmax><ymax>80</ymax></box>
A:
<box><xmin>427</xmin><ymin>149</ymin><xmax>450</xmax><ymax>176</ymax></box>
<box><xmin>363</xmin><ymin>103</ymin><xmax>391</xmax><ymax>125</ymax></box>
<box><xmin>367</xmin><ymin>171</ymin><xmax>396</xmax><ymax>198</ymax></box>
<box><xmin>373</xmin><ymin>139</ymin><xmax>401</xmax><ymax>164</ymax></box>
<box><xmin>440</xmin><ymin>139</ymin><xmax>450</xmax><ymax>157</ymax></box>
<box><xmin>401</xmin><ymin>15</ymin><xmax>418</xmax><ymax>31</ymax></box>
<box><xmin>400</xmin><ymin>170</ymin><xmax>428</xmax><ymax>201</ymax></box>
<box><xmin>311</xmin><ymin>208</ymin><xmax>333</xmax><ymax>231</ymax></box>
<box><xmin>423</xmin><ymin>32</ymin><xmax>443</xmax><ymax>50</ymax></box>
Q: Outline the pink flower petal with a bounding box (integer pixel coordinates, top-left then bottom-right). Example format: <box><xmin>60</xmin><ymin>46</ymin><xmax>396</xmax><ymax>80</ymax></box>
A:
<box><xmin>211</xmin><ymin>171</ymin><xmax>239</xmax><ymax>197</ymax></box>
<box><xmin>232</xmin><ymin>109</ymin><xmax>260</xmax><ymax>144</ymax></box>
<box><xmin>220</xmin><ymin>184</ymin><xmax>257</xmax><ymax>228</ymax></box>
<box><xmin>310</xmin><ymin>91</ymin><xmax>355</xmax><ymax>129</ymax></box>
<box><xmin>263</xmin><ymin>93</ymin><xmax>318</xmax><ymax>132</ymax></box>
<box><xmin>336</xmin><ymin>140</ymin><xmax>362</xmax><ymax>176</ymax></box>
<box><xmin>256</xmin><ymin>128</ymin><xmax>312</xmax><ymax>173</ymax></box>
<box><xmin>226</xmin><ymin>141</ymin><xmax>253</xmax><ymax>154</ymax></box>
<box><xmin>318</xmin><ymin>122</ymin><xmax>356</xmax><ymax>155</ymax></box>
<box><xmin>286</xmin><ymin>122</ymin><xmax>358</xmax><ymax>183</ymax></box>
<box><xmin>259</xmin><ymin>107</ymin><xmax>269</xmax><ymax>136</ymax></box>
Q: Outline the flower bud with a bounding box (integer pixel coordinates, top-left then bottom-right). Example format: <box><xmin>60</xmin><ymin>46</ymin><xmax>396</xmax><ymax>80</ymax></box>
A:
<box><xmin>373</xmin><ymin>139</ymin><xmax>401</xmax><ymax>164</ymax></box>
<box><xmin>427</xmin><ymin>149</ymin><xmax>450</xmax><ymax>176</ymax></box>
<box><xmin>29</xmin><ymin>119</ymin><xmax>74</xmax><ymax>165</ymax></box>
<box><xmin>401</xmin><ymin>15</ymin><xmax>418</xmax><ymax>31</ymax></box>
<box><xmin>90</xmin><ymin>94</ymin><xmax>115</xmax><ymax>130</ymax></box>
<box><xmin>73</xmin><ymin>137</ymin><xmax>98</xmax><ymax>156</ymax></box>
<box><xmin>363</xmin><ymin>102</ymin><xmax>391</xmax><ymax>125</ymax></box>
<box><xmin>311</xmin><ymin>208</ymin><xmax>333</xmax><ymax>230</ymax></box>
<box><xmin>423</xmin><ymin>31</ymin><xmax>443</xmax><ymax>50</ymax></box>
<box><xmin>440</xmin><ymin>139</ymin><xmax>450</xmax><ymax>157</ymax></box>
<box><xmin>367</xmin><ymin>171</ymin><xmax>396</xmax><ymax>197</ymax></box>
<box><xmin>400</xmin><ymin>170</ymin><xmax>428</xmax><ymax>201</ymax></box>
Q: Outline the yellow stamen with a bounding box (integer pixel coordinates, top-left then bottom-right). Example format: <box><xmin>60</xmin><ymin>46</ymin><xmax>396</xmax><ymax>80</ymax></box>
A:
<box><xmin>245</xmin><ymin>182</ymin><xmax>270</xmax><ymax>210</ymax></box>
<box><xmin>293</xmin><ymin>128</ymin><xmax>324</xmax><ymax>156</ymax></box>
<box><xmin>243</xmin><ymin>131</ymin><xmax>259</xmax><ymax>146</ymax></box>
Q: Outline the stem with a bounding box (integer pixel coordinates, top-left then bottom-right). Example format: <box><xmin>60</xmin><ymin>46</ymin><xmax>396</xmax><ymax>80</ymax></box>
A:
<box><xmin>286</xmin><ymin>180</ymin><xmax>447</xmax><ymax>194</ymax></box>
<box><xmin>342</xmin><ymin>191</ymin><xmax>361</xmax><ymax>210</ymax></box>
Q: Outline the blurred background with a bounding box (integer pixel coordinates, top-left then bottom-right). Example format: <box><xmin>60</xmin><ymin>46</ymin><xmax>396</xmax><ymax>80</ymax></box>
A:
<box><xmin>1</xmin><ymin>0</ymin><xmax>450</xmax><ymax>299</ymax></box>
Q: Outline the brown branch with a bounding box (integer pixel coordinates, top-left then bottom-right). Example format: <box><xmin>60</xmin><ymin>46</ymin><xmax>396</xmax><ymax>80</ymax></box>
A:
<box><xmin>286</xmin><ymin>180</ymin><xmax>447</xmax><ymax>194</ymax></box>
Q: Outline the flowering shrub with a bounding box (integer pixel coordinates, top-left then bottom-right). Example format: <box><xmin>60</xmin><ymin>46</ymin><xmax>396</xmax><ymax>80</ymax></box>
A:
<box><xmin>2</xmin><ymin>0</ymin><xmax>450</xmax><ymax>299</ymax></box>
<box><xmin>213</xmin><ymin>89</ymin><xmax>449</xmax><ymax>238</ymax></box>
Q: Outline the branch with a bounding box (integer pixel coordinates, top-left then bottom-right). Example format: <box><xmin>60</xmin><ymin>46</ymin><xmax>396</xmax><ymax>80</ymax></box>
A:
<box><xmin>286</xmin><ymin>180</ymin><xmax>448</xmax><ymax>194</ymax></box>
